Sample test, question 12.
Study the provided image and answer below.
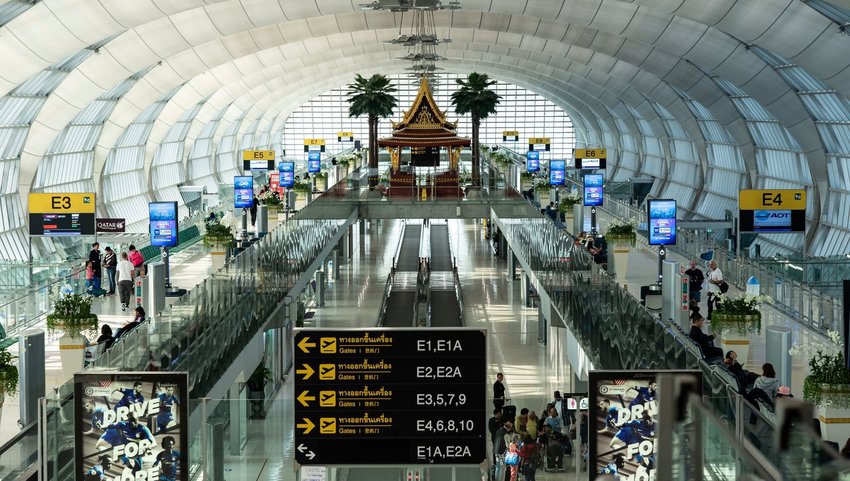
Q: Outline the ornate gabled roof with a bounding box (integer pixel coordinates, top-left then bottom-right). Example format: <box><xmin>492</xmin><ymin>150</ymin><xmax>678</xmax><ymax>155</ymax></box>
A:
<box><xmin>393</xmin><ymin>76</ymin><xmax>457</xmax><ymax>131</ymax></box>
<box><xmin>379</xmin><ymin>77</ymin><xmax>470</xmax><ymax>148</ymax></box>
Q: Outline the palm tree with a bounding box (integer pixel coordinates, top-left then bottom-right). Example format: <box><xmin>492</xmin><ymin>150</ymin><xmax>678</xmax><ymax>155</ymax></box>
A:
<box><xmin>346</xmin><ymin>74</ymin><xmax>398</xmax><ymax>188</ymax></box>
<box><xmin>451</xmin><ymin>72</ymin><xmax>501</xmax><ymax>186</ymax></box>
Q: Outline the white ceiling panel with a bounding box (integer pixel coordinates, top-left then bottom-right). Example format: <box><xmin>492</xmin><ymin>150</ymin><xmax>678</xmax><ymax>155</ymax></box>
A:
<box><xmin>589</xmin><ymin>0</ymin><xmax>637</xmax><ymax>35</ymax></box>
<box><xmin>755</xmin><ymin>2</ymin><xmax>829</xmax><ymax>59</ymax></box>
<box><xmin>674</xmin><ymin>0</ymin><xmax>736</xmax><ymax>25</ymax></box>
<box><xmin>715</xmin><ymin>0</ymin><xmax>790</xmax><ymax>41</ymax></box>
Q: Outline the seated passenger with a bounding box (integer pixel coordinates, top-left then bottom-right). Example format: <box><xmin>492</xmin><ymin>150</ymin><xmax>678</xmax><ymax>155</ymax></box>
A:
<box><xmin>689</xmin><ymin>311</ymin><xmax>722</xmax><ymax>359</ymax></box>
<box><xmin>753</xmin><ymin>363</ymin><xmax>780</xmax><ymax>401</ymax></box>
<box><xmin>723</xmin><ymin>350</ymin><xmax>758</xmax><ymax>389</ymax></box>
<box><xmin>96</xmin><ymin>324</ymin><xmax>115</xmax><ymax>351</ymax></box>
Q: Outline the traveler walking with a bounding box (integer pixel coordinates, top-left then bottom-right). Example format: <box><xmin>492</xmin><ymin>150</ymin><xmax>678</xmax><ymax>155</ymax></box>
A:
<box><xmin>89</xmin><ymin>242</ymin><xmax>102</xmax><ymax>292</ymax></box>
<box><xmin>116</xmin><ymin>252</ymin><xmax>134</xmax><ymax>311</ymax></box>
<box><xmin>684</xmin><ymin>260</ymin><xmax>704</xmax><ymax>302</ymax></box>
<box><xmin>128</xmin><ymin>244</ymin><xmax>144</xmax><ymax>277</ymax></box>
<box><xmin>250</xmin><ymin>196</ymin><xmax>259</xmax><ymax>226</ymax></box>
<box><xmin>706</xmin><ymin>260</ymin><xmax>723</xmax><ymax>320</ymax></box>
<box><xmin>103</xmin><ymin>247</ymin><xmax>117</xmax><ymax>295</ymax></box>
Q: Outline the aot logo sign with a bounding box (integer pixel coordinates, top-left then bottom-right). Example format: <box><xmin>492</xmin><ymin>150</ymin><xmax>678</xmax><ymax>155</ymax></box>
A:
<box><xmin>753</xmin><ymin>210</ymin><xmax>792</xmax><ymax>228</ymax></box>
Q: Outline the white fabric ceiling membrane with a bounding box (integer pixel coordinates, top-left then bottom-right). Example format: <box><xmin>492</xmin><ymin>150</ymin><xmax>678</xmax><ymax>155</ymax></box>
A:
<box><xmin>3</xmin><ymin>0</ymin><xmax>850</xmax><ymax>254</ymax></box>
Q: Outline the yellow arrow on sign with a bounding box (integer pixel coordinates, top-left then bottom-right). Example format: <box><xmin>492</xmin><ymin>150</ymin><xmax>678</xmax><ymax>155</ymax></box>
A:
<box><xmin>298</xmin><ymin>337</ymin><xmax>317</xmax><ymax>353</ymax></box>
<box><xmin>296</xmin><ymin>364</ymin><xmax>315</xmax><ymax>380</ymax></box>
<box><xmin>297</xmin><ymin>391</ymin><xmax>316</xmax><ymax>407</ymax></box>
<box><xmin>296</xmin><ymin>418</ymin><xmax>315</xmax><ymax>434</ymax></box>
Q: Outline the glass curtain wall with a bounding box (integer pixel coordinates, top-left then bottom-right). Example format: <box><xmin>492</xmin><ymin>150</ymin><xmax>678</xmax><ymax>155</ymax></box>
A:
<box><xmin>281</xmin><ymin>73</ymin><xmax>576</xmax><ymax>160</ymax></box>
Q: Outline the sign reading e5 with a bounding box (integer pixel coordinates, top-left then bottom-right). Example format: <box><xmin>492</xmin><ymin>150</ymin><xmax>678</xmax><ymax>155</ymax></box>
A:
<box><xmin>242</xmin><ymin>150</ymin><xmax>275</xmax><ymax>161</ymax></box>
<box><xmin>29</xmin><ymin>193</ymin><xmax>96</xmax><ymax>214</ymax></box>
<box><xmin>739</xmin><ymin>189</ymin><xmax>806</xmax><ymax>210</ymax></box>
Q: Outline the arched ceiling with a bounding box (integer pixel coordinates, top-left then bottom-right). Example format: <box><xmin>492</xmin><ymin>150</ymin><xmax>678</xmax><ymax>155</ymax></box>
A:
<box><xmin>3</xmin><ymin>0</ymin><xmax>850</xmax><ymax>238</ymax></box>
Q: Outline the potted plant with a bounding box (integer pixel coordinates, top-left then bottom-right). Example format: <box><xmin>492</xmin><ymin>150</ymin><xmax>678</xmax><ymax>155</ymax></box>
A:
<box><xmin>0</xmin><ymin>347</ymin><xmax>17</xmax><ymax>426</ymax></box>
<box><xmin>314</xmin><ymin>171</ymin><xmax>328</xmax><ymax>192</ymax></box>
<box><xmin>203</xmin><ymin>220</ymin><xmax>233</xmax><ymax>255</ymax></box>
<box><xmin>712</xmin><ymin>293</ymin><xmax>769</xmax><ymax>365</ymax></box>
<box><xmin>257</xmin><ymin>190</ymin><xmax>283</xmax><ymax>212</ymax></box>
<box><xmin>559</xmin><ymin>192</ymin><xmax>582</xmax><ymax>215</ymax></box>
<box><xmin>293</xmin><ymin>180</ymin><xmax>313</xmax><ymax>202</ymax></box>
<box><xmin>247</xmin><ymin>363</ymin><xmax>273</xmax><ymax>419</ymax></box>
<box><xmin>790</xmin><ymin>330</ymin><xmax>850</xmax><ymax>444</ymax></box>
<box><xmin>605</xmin><ymin>217</ymin><xmax>637</xmax><ymax>280</ymax></box>
<box><xmin>46</xmin><ymin>293</ymin><xmax>99</xmax><ymax>379</ymax></box>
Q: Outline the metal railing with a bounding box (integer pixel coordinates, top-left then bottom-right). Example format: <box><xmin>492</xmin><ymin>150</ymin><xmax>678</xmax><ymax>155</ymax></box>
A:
<box><xmin>562</xmin><ymin>176</ymin><xmax>843</xmax><ymax>339</ymax></box>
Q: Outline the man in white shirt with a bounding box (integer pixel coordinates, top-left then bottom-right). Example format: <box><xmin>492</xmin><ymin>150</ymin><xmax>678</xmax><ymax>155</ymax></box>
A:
<box><xmin>116</xmin><ymin>252</ymin><xmax>135</xmax><ymax>311</ymax></box>
<box><xmin>706</xmin><ymin>260</ymin><xmax>723</xmax><ymax>320</ymax></box>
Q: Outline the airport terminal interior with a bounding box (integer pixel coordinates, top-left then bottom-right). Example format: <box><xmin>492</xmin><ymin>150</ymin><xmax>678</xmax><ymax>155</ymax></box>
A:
<box><xmin>2</xmin><ymin>0</ymin><xmax>850</xmax><ymax>480</ymax></box>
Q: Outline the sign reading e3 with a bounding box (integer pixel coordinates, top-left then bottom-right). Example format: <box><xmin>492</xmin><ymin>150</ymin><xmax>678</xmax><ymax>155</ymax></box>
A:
<box><xmin>29</xmin><ymin>193</ymin><xmax>96</xmax><ymax>214</ymax></box>
<box><xmin>739</xmin><ymin>189</ymin><xmax>806</xmax><ymax>211</ymax></box>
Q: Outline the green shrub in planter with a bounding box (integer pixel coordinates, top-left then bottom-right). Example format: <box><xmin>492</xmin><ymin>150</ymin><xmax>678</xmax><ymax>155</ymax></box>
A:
<box><xmin>0</xmin><ymin>349</ymin><xmax>17</xmax><ymax>398</ymax></box>
<box><xmin>46</xmin><ymin>293</ymin><xmax>99</xmax><ymax>338</ymax></box>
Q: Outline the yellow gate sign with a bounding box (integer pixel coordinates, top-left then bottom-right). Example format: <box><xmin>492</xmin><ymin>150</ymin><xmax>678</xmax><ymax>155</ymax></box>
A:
<box><xmin>304</xmin><ymin>138</ymin><xmax>326</xmax><ymax>146</ymax></box>
<box><xmin>739</xmin><ymin>189</ymin><xmax>806</xmax><ymax>210</ymax></box>
<box><xmin>337</xmin><ymin>132</ymin><xmax>354</xmax><ymax>142</ymax></box>
<box><xmin>528</xmin><ymin>137</ymin><xmax>550</xmax><ymax>145</ymax></box>
<box><xmin>575</xmin><ymin>149</ymin><xmax>607</xmax><ymax>159</ymax></box>
<box><xmin>242</xmin><ymin>150</ymin><xmax>275</xmax><ymax>161</ymax></box>
<box><xmin>29</xmin><ymin>193</ymin><xmax>96</xmax><ymax>214</ymax></box>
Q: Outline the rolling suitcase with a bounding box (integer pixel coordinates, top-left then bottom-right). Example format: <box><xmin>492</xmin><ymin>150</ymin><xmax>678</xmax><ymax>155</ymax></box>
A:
<box><xmin>502</xmin><ymin>405</ymin><xmax>517</xmax><ymax>423</ymax></box>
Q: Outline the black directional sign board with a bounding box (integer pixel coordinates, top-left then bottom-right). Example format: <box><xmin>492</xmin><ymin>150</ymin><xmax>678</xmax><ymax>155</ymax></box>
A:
<box><xmin>293</xmin><ymin>328</ymin><xmax>487</xmax><ymax>465</ymax></box>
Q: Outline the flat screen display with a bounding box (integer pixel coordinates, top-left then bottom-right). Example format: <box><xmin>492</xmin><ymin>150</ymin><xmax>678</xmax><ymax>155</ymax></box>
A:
<box><xmin>527</xmin><ymin>151</ymin><xmax>540</xmax><ymax>172</ymax></box>
<box><xmin>29</xmin><ymin>213</ymin><xmax>96</xmax><ymax>236</ymax></box>
<box><xmin>149</xmin><ymin>202</ymin><xmax>178</xmax><ymax>247</ymax></box>
<box><xmin>503</xmin><ymin>134</ymin><xmax>518</xmax><ymax>142</ymax></box>
<box><xmin>549</xmin><ymin>160</ymin><xmax>565</xmax><ymax>185</ymax></box>
<box><xmin>307</xmin><ymin>152</ymin><xmax>321</xmax><ymax>173</ymax></box>
<box><xmin>279</xmin><ymin>161</ymin><xmax>295</xmax><ymax>188</ymax></box>
<box><xmin>242</xmin><ymin>159</ymin><xmax>273</xmax><ymax>171</ymax></box>
<box><xmin>647</xmin><ymin>199</ymin><xmax>677</xmax><ymax>245</ymax></box>
<box><xmin>234</xmin><ymin>176</ymin><xmax>254</xmax><ymax>208</ymax></box>
<box><xmin>584</xmin><ymin>173</ymin><xmax>603</xmax><ymax>206</ymax></box>
<box><xmin>739</xmin><ymin>209</ymin><xmax>805</xmax><ymax>233</ymax></box>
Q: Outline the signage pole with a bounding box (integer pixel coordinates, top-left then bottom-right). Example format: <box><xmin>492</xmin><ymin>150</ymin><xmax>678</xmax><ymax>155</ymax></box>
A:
<box><xmin>735</xmin><ymin>216</ymin><xmax>741</xmax><ymax>259</ymax></box>
<box><xmin>590</xmin><ymin>207</ymin><xmax>597</xmax><ymax>235</ymax></box>
<box><xmin>162</xmin><ymin>247</ymin><xmax>171</xmax><ymax>289</ymax></box>
<box><xmin>658</xmin><ymin>247</ymin><xmax>666</xmax><ymax>284</ymax></box>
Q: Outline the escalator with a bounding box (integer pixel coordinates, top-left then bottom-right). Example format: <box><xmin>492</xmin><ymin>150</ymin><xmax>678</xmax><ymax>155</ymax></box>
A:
<box><xmin>426</xmin><ymin>223</ymin><xmax>464</xmax><ymax>328</ymax></box>
<box><xmin>377</xmin><ymin>223</ymin><xmax>422</xmax><ymax>327</ymax></box>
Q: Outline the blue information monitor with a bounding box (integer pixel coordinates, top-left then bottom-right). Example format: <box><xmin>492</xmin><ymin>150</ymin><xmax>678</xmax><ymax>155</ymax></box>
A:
<box><xmin>149</xmin><ymin>201</ymin><xmax>178</xmax><ymax>247</ymax></box>
<box><xmin>527</xmin><ymin>151</ymin><xmax>540</xmax><ymax>172</ymax></box>
<box><xmin>308</xmin><ymin>151</ymin><xmax>321</xmax><ymax>173</ymax></box>
<box><xmin>279</xmin><ymin>161</ymin><xmax>295</xmax><ymax>188</ymax></box>
<box><xmin>549</xmin><ymin>160</ymin><xmax>565</xmax><ymax>185</ymax></box>
<box><xmin>648</xmin><ymin>199</ymin><xmax>677</xmax><ymax>245</ymax></box>
<box><xmin>583</xmin><ymin>173</ymin><xmax>603</xmax><ymax>206</ymax></box>
<box><xmin>234</xmin><ymin>176</ymin><xmax>254</xmax><ymax>208</ymax></box>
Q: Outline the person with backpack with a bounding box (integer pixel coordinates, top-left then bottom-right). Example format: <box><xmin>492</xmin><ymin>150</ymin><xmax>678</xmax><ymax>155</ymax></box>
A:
<box><xmin>128</xmin><ymin>245</ymin><xmax>144</xmax><ymax>277</ymax></box>
<box><xmin>102</xmin><ymin>247</ymin><xmax>117</xmax><ymax>295</ymax></box>
<box><xmin>706</xmin><ymin>260</ymin><xmax>724</xmax><ymax>321</ymax></box>
<box><xmin>519</xmin><ymin>434</ymin><xmax>541</xmax><ymax>481</ymax></box>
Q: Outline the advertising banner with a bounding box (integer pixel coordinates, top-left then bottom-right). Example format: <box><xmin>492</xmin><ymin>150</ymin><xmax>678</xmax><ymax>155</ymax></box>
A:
<box><xmin>549</xmin><ymin>160</ymin><xmax>565</xmax><ymax>185</ymax></box>
<box><xmin>527</xmin><ymin>151</ymin><xmax>540</xmax><ymax>172</ymax></box>
<box><xmin>589</xmin><ymin>370</ymin><xmax>701</xmax><ymax>480</ymax></box>
<box><xmin>584</xmin><ymin>173</ymin><xmax>603</xmax><ymax>206</ymax></box>
<box><xmin>75</xmin><ymin>372</ymin><xmax>189</xmax><ymax>481</ymax></box>
<box><xmin>234</xmin><ymin>176</ymin><xmax>254</xmax><ymax>208</ymax></box>
<box><xmin>148</xmin><ymin>202</ymin><xmax>178</xmax><ymax>248</ymax></box>
<box><xmin>270</xmin><ymin>172</ymin><xmax>280</xmax><ymax>192</ymax></box>
<box><xmin>280</xmin><ymin>162</ymin><xmax>295</xmax><ymax>188</ymax></box>
<box><xmin>647</xmin><ymin>199</ymin><xmax>677</xmax><ymax>245</ymax></box>
<box><xmin>308</xmin><ymin>152</ymin><xmax>321</xmax><ymax>173</ymax></box>
<box><xmin>96</xmin><ymin>218</ymin><xmax>126</xmax><ymax>233</ymax></box>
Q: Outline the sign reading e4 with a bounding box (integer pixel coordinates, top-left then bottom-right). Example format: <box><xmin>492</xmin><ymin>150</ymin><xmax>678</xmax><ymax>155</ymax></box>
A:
<box><xmin>29</xmin><ymin>193</ymin><xmax>96</xmax><ymax>214</ymax></box>
<box><xmin>739</xmin><ymin>189</ymin><xmax>806</xmax><ymax>211</ymax></box>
